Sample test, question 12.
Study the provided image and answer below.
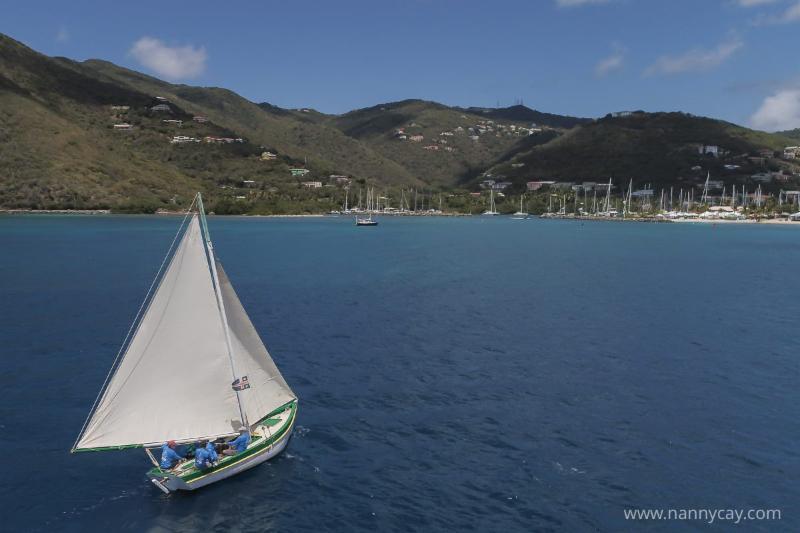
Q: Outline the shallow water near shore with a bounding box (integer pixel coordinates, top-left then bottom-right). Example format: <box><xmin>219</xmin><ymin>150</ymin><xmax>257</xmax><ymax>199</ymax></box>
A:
<box><xmin>0</xmin><ymin>214</ymin><xmax>798</xmax><ymax>531</ymax></box>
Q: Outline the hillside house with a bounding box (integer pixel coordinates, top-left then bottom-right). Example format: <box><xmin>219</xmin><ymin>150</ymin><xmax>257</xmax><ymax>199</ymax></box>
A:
<box><xmin>261</xmin><ymin>151</ymin><xmax>277</xmax><ymax>161</ymax></box>
<box><xmin>155</xmin><ymin>96</ymin><xmax>169</xmax><ymax>102</ymax></box>
<box><xmin>193</xmin><ymin>116</ymin><xmax>208</xmax><ymax>123</ymax></box>
<box><xmin>113</xmin><ymin>123</ymin><xmax>133</xmax><ymax>131</ymax></box>
<box><xmin>162</xmin><ymin>119</ymin><xmax>183</xmax><ymax>127</ymax></box>
<box><xmin>611</xmin><ymin>111</ymin><xmax>633</xmax><ymax>117</ymax></box>
<box><xmin>151</xmin><ymin>104</ymin><xmax>172</xmax><ymax>113</ymax></box>
<box><xmin>751</xmin><ymin>172</ymin><xmax>774</xmax><ymax>183</ymax></box>
<box><xmin>302</xmin><ymin>181</ymin><xmax>322</xmax><ymax>188</ymax></box>
<box><xmin>440</xmin><ymin>131</ymin><xmax>453</xmax><ymax>137</ymax></box>
<box><xmin>290</xmin><ymin>168</ymin><xmax>310</xmax><ymax>177</ymax></box>
<box><xmin>527</xmin><ymin>181</ymin><xmax>555</xmax><ymax>191</ymax></box>
<box><xmin>409</xmin><ymin>135</ymin><xmax>424</xmax><ymax>142</ymax></box>
<box><xmin>469</xmin><ymin>135</ymin><xmax>480</xmax><ymax>141</ymax></box>
<box><xmin>698</xmin><ymin>145</ymin><xmax>720</xmax><ymax>157</ymax></box>
<box><xmin>242</xmin><ymin>180</ymin><xmax>256</xmax><ymax>187</ymax></box>
<box><xmin>171</xmin><ymin>136</ymin><xmax>199</xmax><ymax>144</ymax></box>
<box><xmin>111</xmin><ymin>105</ymin><xmax>130</xmax><ymax>112</ymax></box>
<box><xmin>423</xmin><ymin>145</ymin><xmax>439</xmax><ymax>151</ymax></box>
<box><xmin>204</xmin><ymin>137</ymin><xmax>243</xmax><ymax>144</ymax></box>
<box><xmin>511</xmin><ymin>163</ymin><xmax>525</xmax><ymax>168</ymax></box>
<box><xmin>784</xmin><ymin>146</ymin><xmax>800</xmax><ymax>159</ymax></box>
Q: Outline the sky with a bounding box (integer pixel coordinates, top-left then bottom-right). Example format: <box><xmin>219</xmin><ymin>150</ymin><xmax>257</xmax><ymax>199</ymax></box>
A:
<box><xmin>3</xmin><ymin>0</ymin><xmax>800</xmax><ymax>131</ymax></box>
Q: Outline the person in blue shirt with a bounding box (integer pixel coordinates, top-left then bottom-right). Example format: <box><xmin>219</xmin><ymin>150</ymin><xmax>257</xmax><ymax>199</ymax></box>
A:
<box><xmin>205</xmin><ymin>441</ymin><xmax>218</xmax><ymax>463</ymax></box>
<box><xmin>194</xmin><ymin>441</ymin><xmax>213</xmax><ymax>469</ymax></box>
<box><xmin>222</xmin><ymin>428</ymin><xmax>251</xmax><ymax>456</ymax></box>
<box><xmin>159</xmin><ymin>440</ymin><xmax>185</xmax><ymax>469</ymax></box>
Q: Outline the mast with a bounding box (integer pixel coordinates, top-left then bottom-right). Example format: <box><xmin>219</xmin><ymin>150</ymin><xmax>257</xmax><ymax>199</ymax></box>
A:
<box><xmin>197</xmin><ymin>193</ymin><xmax>250</xmax><ymax>430</ymax></box>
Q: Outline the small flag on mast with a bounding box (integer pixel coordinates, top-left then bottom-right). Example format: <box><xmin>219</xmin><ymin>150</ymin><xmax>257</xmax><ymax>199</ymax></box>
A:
<box><xmin>232</xmin><ymin>376</ymin><xmax>250</xmax><ymax>391</ymax></box>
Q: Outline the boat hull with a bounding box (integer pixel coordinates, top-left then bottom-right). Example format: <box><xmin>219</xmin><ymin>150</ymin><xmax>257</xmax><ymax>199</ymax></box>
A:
<box><xmin>147</xmin><ymin>401</ymin><xmax>297</xmax><ymax>493</ymax></box>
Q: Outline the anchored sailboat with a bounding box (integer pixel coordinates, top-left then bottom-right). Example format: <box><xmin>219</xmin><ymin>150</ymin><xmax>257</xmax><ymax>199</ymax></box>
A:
<box><xmin>72</xmin><ymin>193</ymin><xmax>298</xmax><ymax>493</ymax></box>
<box><xmin>512</xmin><ymin>195</ymin><xmax>529</xmax><ymax>219</ymax></box>
<box><xmin>483</xmin><ymin>188</ymin><xmax>499</xmax><ymax>216</ymax></box>
<box><xmin>356</xmin><ymin>186</ymin><xmax>378</xmax><ymax>226</ymax></box>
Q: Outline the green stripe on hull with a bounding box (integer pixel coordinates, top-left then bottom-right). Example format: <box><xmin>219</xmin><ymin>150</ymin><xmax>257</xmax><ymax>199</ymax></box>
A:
<box><xmin>148</xmin><ymin>400</ymin><xmax>297</xmax><ymax>484</ymax></box>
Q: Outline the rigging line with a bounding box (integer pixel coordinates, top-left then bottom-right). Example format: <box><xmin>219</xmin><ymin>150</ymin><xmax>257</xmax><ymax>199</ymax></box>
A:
<box><xmin>71</xmin><ymin>195</ymin><xmax>199</xmax><ymax>451</ymax></box>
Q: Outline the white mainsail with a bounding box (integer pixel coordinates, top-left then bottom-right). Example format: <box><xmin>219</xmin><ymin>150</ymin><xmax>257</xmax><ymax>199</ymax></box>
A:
<box><xmin>76</xmin><ymin>216</ymin><xmax>243</xmax><ymax>450</ymax></box>
<box><xmin>217</xmin><ymin>263</ymin><xmax>296</xmax><ymax>425</ymax></box>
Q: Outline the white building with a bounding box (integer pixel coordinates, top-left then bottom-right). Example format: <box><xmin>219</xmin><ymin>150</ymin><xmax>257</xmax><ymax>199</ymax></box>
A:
<box><xmin>698</xmin><ymin>145</ymin><xmax>720</xmax><ymax>157</ymax></box>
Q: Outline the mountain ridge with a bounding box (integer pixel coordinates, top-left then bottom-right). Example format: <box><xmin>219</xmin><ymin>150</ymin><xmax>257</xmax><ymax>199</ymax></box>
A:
<box><xmin>0</xmin><ymin>32</ymin><xmax>797</xmax><ymax>213</ymax></box>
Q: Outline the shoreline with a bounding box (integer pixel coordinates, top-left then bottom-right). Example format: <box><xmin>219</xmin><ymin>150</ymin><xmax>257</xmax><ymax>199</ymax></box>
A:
<box><xmin>543</xmin><ymin>214</ymin><xmax>800</xmax><ymax>225</ymax></box>
<box><xmin>3</xmin><ymin>209</ymin><xmax>800</xmax><ymax>225</ymax></box>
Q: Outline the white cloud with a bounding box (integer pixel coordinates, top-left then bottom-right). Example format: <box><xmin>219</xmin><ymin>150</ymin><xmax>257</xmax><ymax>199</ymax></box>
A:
<box><xmin>644</xmin><ymin>38</ymin><xmax>742</xmax><ymax>76</ymax></box>
<box><xmin>774</xmin><ymin>1</ymin><xmax>800</xmax><ymax>21</ymax></box>
<box><xmin>750</xmin><ymin>89</ymin><xmax>800</xmax><ymax>131</ymax></box>
<box><xmin>129</xmin><ymin>37</ymin><xmax>206</xmax><ymax>80</ymax></box>
<box><xmin>595</xmin><ymin>45</ymin><xmax>625</xmax><ymax>77</ymax></box>
<box><xmin>737</xmin><ymin>0</ymin><xmax>778</xmax><ymax>6</ymax></box>
<box><xmin>55</xmin><ymin>26</ymin><xmax>69</xmax><ymax>43</ymax></box>
<box><xmin>753</xmin><ymin>1</ymin><xmax>800</xmax><ymax>24</ymax></box>
<box><xmin>556</xmin><ymin>0</ymin><xmax>610</xmax><ymax>6</ymax></box>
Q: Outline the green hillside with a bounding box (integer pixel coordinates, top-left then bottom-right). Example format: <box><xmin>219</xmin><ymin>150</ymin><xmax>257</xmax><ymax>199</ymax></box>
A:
<box><xmin>327</xmin><ymin>99</ymin><xmax>566</xmax><ymax>186</ymax></box>
<box><xmin>485</xmin><ymin>111</ymin><xmax>799</xmax><ymax>190</ymax></box>
<box><xmin>1</xmin><ymin>32</ymin><xmax>798</xmax><ymax>213</ymax></box>
<box><xmin>778</xmin><ymin>129</ymin><xmax>800</xmax><ymax>141</ymax></box>
<box><xmin>458</xmin><ymin>104</ymin><xmax>589</xmax><ymax>129</ymax></box>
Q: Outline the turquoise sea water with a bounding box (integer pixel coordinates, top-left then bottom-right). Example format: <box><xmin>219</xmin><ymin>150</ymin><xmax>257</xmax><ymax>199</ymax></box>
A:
<box><xmin>0</xmin><ymin>215</ymin><xmax>798</xmax><ymax>531</ymax></box>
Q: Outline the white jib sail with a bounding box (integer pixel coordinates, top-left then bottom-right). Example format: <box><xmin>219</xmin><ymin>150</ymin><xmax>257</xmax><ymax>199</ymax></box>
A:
<box><xmin>217</xmin><ymin>262</ymin><xmax>296</xmax><ymax>424</ymax></box>
<box><xmin>75</xmin><ymin>216</ymin><xmax>242</xmax><ymax>450</ymax></box>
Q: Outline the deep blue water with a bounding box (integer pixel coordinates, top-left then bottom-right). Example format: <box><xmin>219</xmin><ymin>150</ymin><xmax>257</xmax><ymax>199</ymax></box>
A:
<box><xmin>0</xmin><ymin>215</ymin><xmax>798</xmax><ymax>532</ymax></box>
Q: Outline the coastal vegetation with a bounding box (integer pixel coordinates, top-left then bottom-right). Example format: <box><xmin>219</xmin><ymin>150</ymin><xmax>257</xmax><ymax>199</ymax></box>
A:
<box><xmin>1</xmin><ymin>32</ymin><xmax>799</xmax><ymax>215</ymax></box>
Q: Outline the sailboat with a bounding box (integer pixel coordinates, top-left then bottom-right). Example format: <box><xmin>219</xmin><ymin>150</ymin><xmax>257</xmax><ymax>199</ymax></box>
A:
<box><xmin>72</xmin><ymin>193</ymin><xmax>298</xmax><ymax>494</ymax></box>
<box><xmin>483</xmin><ymin>188</ymin><xmax>499</xmax><ymax>216</ymax></box>
<box><xmin>356</xmin><ymin>186</ymin><xmax>378</xmax><ymax>226</ymax></box>
<box><xmin>512</xmin><ymin>196</ymin><xmax>529</xmax><ymax>219</ymax></box>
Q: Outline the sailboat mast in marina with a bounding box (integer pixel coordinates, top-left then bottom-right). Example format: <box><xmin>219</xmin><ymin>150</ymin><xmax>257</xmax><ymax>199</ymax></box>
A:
<box><xmin>483</xmin><ymin>188</ymin><xmax>499</xmax><ymax>216</ymax></box>
<box><xmin>72</xmin><ymin>193</ymin><xmax>298</xmax><ymax>493</ymax></box>
<box><xmin>512</xmin><ymin>195</ymin><xmax>529</xmax><ymax>219</ymax></box>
